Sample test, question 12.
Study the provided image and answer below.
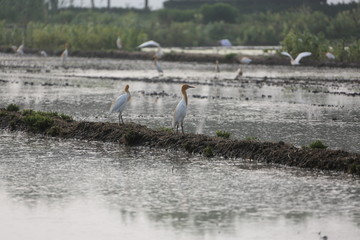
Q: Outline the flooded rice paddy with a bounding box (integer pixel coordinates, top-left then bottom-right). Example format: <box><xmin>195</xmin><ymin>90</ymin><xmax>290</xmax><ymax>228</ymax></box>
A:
<box><xmin>0</xmin><ymin>54</ymin><xmax>360</xmax><ymax>239</ymax></box>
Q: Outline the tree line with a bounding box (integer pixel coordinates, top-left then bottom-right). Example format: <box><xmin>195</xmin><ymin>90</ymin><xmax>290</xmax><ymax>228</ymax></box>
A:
<box><xmin>0</xmin><ymin>1</ymin><xmax>359</xmax><ymax>61</ymax></box>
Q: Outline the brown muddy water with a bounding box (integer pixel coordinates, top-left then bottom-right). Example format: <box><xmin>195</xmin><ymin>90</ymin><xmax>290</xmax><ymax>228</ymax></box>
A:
<box><xmin>0</xmin><ymin>53</ymin><xmax>360</xmax><ymax>239</ymax></box>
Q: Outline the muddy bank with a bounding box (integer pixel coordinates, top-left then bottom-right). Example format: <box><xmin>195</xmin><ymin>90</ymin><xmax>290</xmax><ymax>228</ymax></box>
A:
<box><xmin>1</xmin><ymin>108</ymin><xmax>359</xmax><ymax>176</ymax></box>
<box><xmin>1</xmin><ymin>46</ymin><xmax>359</xmax><ymax>68</ymax></box>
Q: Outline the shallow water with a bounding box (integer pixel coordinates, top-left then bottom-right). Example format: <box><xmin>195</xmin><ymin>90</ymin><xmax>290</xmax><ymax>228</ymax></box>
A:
<box><xmin>1</xmin><ymin>54</ymin><xmax>360</xmax><ymax>152</ymax></box>
<box><xmin>0</xmin><ymin>132</ymin><xmax>360</xmax><ymax>240</ymax></box>
<box><xmin>0</xmin><ymin>54</ymin><xmax>360</xmax><ymax>239</ymax></box>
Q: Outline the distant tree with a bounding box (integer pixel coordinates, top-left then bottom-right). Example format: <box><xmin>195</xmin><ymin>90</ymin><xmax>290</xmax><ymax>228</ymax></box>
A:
<box><xmin>200</xmin><ymin>3</ymin><xmax>238</xmax><ymax>23</ymax></box>
<box><xmin>91</xmin><ymin>0</ymin><xmax>95</xmax><ymax>9</ymax></box>
<box><xmin>107</xmin><ymin>0</ymin><xmax>111</xmax><ymax>9</ymax></box>
<box><xmin>0</xmin><ymin>0</ymin><xmax>45</xmax><ymax>23</ymax></box>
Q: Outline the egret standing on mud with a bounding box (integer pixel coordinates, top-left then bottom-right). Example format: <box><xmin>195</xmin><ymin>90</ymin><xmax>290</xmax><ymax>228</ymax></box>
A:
<box><xmin>110</xmin><ymin>85</ymin><xmax>131</xmax><ymax>125</ymax></box>
<box><xmin>173</xmin><ymin>84</ymin><xmax>195</xmax><ymax>134</ymax></box>
<box><xmin>153</xmin><ymin>56</ymin><xmax>163</xmax><ymax>76</ymax></box>
<box><xmin>16</xmin><ymin>44</ymin><xmax>24</xmax><ymax>55</ymax></box>
<box><xmin>281</xmin><ymin>51</ymin><xmax>312</xmax><ymax>65</ymax></box>
<box><xmin>61</xmin><ymin>44</ymin><xmax>69</xmax><ymax>64</ymax></box>
<box><xmin>116</xmin><ymin>36</ymin><xmax>122</xmax><ymax>49</ymax></box>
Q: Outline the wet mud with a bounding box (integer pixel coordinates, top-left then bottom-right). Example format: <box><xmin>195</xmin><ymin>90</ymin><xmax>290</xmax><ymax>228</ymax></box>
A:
<box><xmin>1</xmin><ymin>109</ymin><xmax>359</xmax><ymax>176</ymax></box>
<box><xmin>1</xmin><ymin>46</ymin><xmax>360</xmax><ymax>68</ymax></box>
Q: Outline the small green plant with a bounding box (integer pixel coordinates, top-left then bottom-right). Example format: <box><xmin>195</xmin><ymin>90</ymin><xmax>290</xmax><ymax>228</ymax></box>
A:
<box><xmin>59</xmin><ymin>113</ymin><xmax>73</xmax><ymax>121</ymax></box>
<box><xmin>203</xmin><ymin>146</ymin><xmax>214</xmax><ymax>158</ymax></box>
<box><xmin>225</xmin><ymin>53</ymin><xmax>237</xmax><ymax>61</ymax></box>
<box><xmin>158</xmin><ymin>127</ymin><xmax>172</xmax><ymax>132</ymax></box>
<box><xmin>244</xmin><ymin>136</ymin><xmax>259</xmax><ymax>141</ymax></box>
<box><xmin>308</xmin><ymin>140</ymin><xmax>328</xmax><ymax>149</ymax></box>
<box><xmin>6</xmin><ymin>104</ymin><xmax>20</xmax><ymax>112</ymax></box>
<box><xmin>47</xmin><ymin>126</ymin><xmax>61</xmax><ymax>136</ymax></box>
<box><xmin>216</xmin><ymin>130</ymin><xmax>231</xmax><ymax>139</ymax></box>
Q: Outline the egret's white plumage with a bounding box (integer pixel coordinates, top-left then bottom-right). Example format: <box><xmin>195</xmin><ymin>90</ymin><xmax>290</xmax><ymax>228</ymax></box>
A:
<box><xmin>173</xmin><ymin>84</ymin><xmax>195</xmax><ymax>134</ymax></box>
<box><xmin>153</xmin><ymin>57</ymin><xmax>163</xmax><ymax>76</ymax></box>
<box><xmin>138</xmin><ymin>40</ymin><xmax>163</xmax><ymax>59</ymax></box>
<box><xmin>110</xmin><ymin>85</ymin><xmax>131</xmax><ymax>125</ymax></box>
<box><xmin>61</xmin><ymin>46</ymin><xmax>68</xmax><ymax>64</ymax></box>
<box><xmin>116</xmin><ymin>36</ymin><xmax>122</xmax><ymax>49</ymax></box>
<box><xmin>40</xmin><ymin>50</ymin><xmax>47</xmax><ymax>57</ymax></box>
<box><xmin>240</xmin><ymin>57</ymin><xmax>252</xmax><ymax>64</ymax></box>
<box><xmin>325</xmin><ymin>52</ymin><xmax>335</xmax><ymax>60</ymax></box>
<box><xmin>16</xmin><ymin>44</ymin><xmax>24</xmax><ymax>55</ymax></box>
<box><xmin>234</xmin><ymin>67</ymin><xmax>243</xmax><ymax>80</ymax></box>
<box><xmin>281</xmin><ymin>51</ymin><xmax>312</xmax><ymax>65</ymax></box>
<box><xmin>137</xmin><ymin>40</ymin><xmax>161</xmax><ymax>48</ymax></box>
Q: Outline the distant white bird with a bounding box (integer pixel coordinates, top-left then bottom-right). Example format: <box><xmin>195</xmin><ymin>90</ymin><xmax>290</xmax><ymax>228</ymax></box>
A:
<box><xmin>240</xmin><ymin>57</ymin><xmax>252</xmax><ymax>64</ymax></box>
<box><xmin>234</xmin><ymin>67</ymin><xmax>243</xmax><ymax>80</ymax></box>
<box><xmin>116</xmin><ymin>36</ymin><xmax>122</xmax><ymax>49</ymax></box>
<box><xmin>173</xmin><ymin>84</ymin><xmax>195</xmax><ymax>134</ymax></box>
<box><xmin>325</xmin><ymin>52</ymin><xmax>335</xmax><ymax>60</ymax></box>
<box><xmin>137</xmin><ymin>40</ymin><xmax>161</xmax><ymax>49</ymax></box>
<box><xmin>137</xmin><ymin>40</ymin><xmax>163</xmax><ymax>58</ymax></box>
<box><xmin>110</xmin><ymin>85</ymin><xmax>131</xmax><ymax>125</ymax></box>
<box><xmin>153</xmin><ymin>56</ymin><xmax>163</xmax><ymax>76</ymax></box>
<box><xmin>214</xmin><ymin>60</ymin><xmax>220</xmax><ymax>79</ymax></box>
<box><xmin>16</xmin><ymin>44</ymin><xmax>24</xmax><ymax>55</ymax></box>
<box><xmin>219</xmin><ymin>39</ymin><xmax>232</xmax><ymax>47</ymax></box>
<box><xmin>40</xmin><ymin>50</ymin><xmax>47</xmax><ymax>57</ymax></box>
<box><xmin>61</xmin><ymin>44</ymin><xmax>68</xmax><ymax>64</ymax></box>
<box><xmin>281</xmin><ymin>51</ymin><xmax>312</xmax><ymax>65</ymax></box>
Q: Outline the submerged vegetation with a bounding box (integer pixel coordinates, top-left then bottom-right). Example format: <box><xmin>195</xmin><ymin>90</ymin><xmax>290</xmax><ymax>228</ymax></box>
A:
<box><xmin>0</xmin><ymin>1</ymin><xmax>359</xmax><ymax>61</ymax></box>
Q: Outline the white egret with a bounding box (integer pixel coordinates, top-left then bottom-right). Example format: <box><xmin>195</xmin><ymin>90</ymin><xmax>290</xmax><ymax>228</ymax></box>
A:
<box><xmin>16</xmin><ymin>44</ymin><xmax>24</xmax><ymax>55</ymax></box>
<box><xmin>116</xmin><ymin>36</ymin><xmax>122</xmax><ymax>49</ymax></box>
<box><xmin>110</xmin><ymin>85</ymin><xmax>131</xmax><ymax>125</ymax></box>
<box><xmin>61</xmin><ymin>44</ymin><xmax>68</xmax><ymax>64</ymax></box>
<box><xmin>240</xmin><ymin>57</ymin><xmax>252</xmax><ymax>64</ymax></box>
<box><xmin>137</xmin><ymin>40</ymin><xmax>163</xmax><ymax>58</ymax></box>
<box><xmin>173</xmin><ymin>84</ymin><xmax>195</xmax><ymax>134</ymax></box>
<box><xmin>234</xmin><ymin>67</ymin><xmax>243</xmax><ymax>80</ymax></box>
<box><xmin>153</xmin><ymin>56</ymin><xmax>164</xmax><ymax>76</ymax></box>
<box><xmin>281</xmin><ymin>51</ymin><xmax>312</xmax><ymax>65</ymax></box>
<box><xmin>40</xmin><ymin>50</ymin><xmax>48</xmax><ymax>57</ymax></box>
<box><xmin>325</xmin><ymin>52</ymin><xmax>335</xmax><ymax>60</ymax></box>
<box><xmin>214</xmin><ymin>60</ymin><xmax>220</xmax><ymax>79</ymax></box>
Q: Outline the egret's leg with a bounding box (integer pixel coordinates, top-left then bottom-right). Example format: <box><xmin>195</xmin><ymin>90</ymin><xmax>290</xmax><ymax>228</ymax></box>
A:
<box><xmin>120</xmin><ymin>114</ymin><xmax>124</xmax><ymax>124</ymax></box>
<box><xmin>181</xmin><ymin>122</ymin><xmax>184</xmax><ymax>134</ymax></box>
<box><xmin>176</xmin><ymin>124</ymin><xmax>179</xmax><ymax>133</ymax></box>
<box><xmin>118</xmin><ymin>113</ymin><xmax>121</xmax><ymax>125</ymax></box>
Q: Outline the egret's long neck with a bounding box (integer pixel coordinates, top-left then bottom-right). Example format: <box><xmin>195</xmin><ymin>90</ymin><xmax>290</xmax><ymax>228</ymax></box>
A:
<box><xmin>182</xmin><ymin>89</ymin><xmax>188</xmax><ymax>105</ymax></box>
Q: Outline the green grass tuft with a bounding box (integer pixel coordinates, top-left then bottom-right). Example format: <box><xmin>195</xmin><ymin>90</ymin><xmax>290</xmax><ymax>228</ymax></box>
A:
<box><xmin>158</xmin><ymin>127</ymin><xmax>173</xmax><ymax>132</ymax></box>
<box><xmin>6</xmin><ymin>104</ymin><xmax>20</xmax><ymax>112</ymax></box>
<box><xmin>203</xmin><ymin>146</ymin><xmax>214</xmax><ymax>158</ymax></box>
<box><xmin>23</xmin><ymin>113</ymin><xmax>54</xmax><ymax>132</ymax></box>
<box><xmin>216</xmin><ymin>130</ymin><xmax>231</xmax><ymax>139</ymax></box>
<box><xmin>308</xmin><ymin>140</ymin><xmax>328</xmax><ymax>149</ymax></box>
<box><xmin>244</xmin><ymin>136</ymin><xmax>259</xmax><ymax>141</ymax></box>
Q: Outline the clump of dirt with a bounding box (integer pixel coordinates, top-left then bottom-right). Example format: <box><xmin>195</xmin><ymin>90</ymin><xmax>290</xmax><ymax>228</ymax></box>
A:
<box><xmin>1</xmin><ymin>108</ymin><xmax>359</xmax><ymax>175</ymax></box>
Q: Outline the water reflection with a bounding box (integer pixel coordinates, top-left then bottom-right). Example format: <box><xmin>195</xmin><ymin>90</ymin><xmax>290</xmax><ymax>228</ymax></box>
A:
<box><xmin>0</xmin><ymin>132</ymin><xmax>360</xmax><ymax>239</ymax></box>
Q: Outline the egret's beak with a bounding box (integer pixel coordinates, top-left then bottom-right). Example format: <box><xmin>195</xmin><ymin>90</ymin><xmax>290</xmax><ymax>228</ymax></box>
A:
<box><xmin>188</xmin><ymin>85</ymin><xmax>195</xmax><ymax>88</ymax></box>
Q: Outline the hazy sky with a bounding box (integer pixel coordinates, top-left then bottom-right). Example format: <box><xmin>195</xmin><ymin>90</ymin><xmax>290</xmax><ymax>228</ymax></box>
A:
<box><xmin>67</xmin><ymin>0</ymin><xmax>358</xmax><ymax>10</ymax></box>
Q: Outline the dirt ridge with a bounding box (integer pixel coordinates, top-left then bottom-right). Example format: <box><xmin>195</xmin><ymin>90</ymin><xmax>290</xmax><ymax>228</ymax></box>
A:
<box><xmin>1</xmin><ymin>108</ymin><xmax>359</xmax><ymax>176</ymax></box>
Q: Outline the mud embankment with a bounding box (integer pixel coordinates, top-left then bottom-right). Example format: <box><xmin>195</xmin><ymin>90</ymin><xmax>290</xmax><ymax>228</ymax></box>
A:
<box><xmin>1</xmin><ymin>108</ymin><xmax>359</xmax><ymax>176</ymax></box>
<box><xmin>1</xmin><ymin>46</ymin><xmax>360</xmax><ymax>68</ymax></box>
